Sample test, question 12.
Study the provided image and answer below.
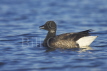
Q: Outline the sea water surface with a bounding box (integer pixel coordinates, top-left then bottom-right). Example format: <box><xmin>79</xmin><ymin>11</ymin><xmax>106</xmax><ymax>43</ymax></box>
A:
<box><xmin>0</xmin><ymin>0</ymin><xmax>107</xmax><ymax>71</ymax></box>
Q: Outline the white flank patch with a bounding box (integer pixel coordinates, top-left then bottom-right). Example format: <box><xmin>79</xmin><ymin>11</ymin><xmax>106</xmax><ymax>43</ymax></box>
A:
<box><xmin>76</xmin><ymin>36</ymin><xmax>97</xmax><ymax>48</ymax></box>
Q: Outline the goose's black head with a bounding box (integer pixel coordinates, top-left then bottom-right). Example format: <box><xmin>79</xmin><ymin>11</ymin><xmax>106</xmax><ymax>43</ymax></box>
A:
<box><xmin>39</xmin><ymin>21</ymin><xmax>57</xmax><ymax>32</ymax></box>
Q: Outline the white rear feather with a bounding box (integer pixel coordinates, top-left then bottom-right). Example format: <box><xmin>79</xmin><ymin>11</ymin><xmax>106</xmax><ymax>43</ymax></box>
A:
<box><xmin>76</xmin><ymin>36</ymin><xmax>97</xmax><ymax>48</ymax></box>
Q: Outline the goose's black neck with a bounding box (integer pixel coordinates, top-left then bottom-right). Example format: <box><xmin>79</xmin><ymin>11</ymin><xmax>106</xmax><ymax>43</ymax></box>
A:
<box><xmin>43</xmin><ymin>30</ymin><xmax>56</xmax><ymax>47</ymax></box>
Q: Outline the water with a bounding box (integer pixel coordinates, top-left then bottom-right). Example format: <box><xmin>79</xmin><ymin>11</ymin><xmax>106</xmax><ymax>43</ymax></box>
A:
<box><xmin>0</xmin><ymin>0</ymin><xmax>107</xmax><ymax>71</ymax></box>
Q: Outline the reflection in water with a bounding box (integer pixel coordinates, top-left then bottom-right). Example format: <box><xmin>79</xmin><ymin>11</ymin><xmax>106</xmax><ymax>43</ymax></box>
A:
<box><xmin>78</xmin><ymin>46</ymin><xmax>93</xmax><ymax>52</ymax></box>
<box><xmin>45</xmin><ymin>46</ymin><xmax>93</xmax><ymax>52</ymax></box>
<box><xmin>45</xmin><ymin>48</ymin><xmax>56</xmax><ymax>52</ymax></box>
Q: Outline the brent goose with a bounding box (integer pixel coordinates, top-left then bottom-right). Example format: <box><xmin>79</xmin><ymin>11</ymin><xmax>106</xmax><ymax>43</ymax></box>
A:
<box><xmin>39</xmin><ymin>21</ymin><xmax>97</xmax><ymax>49</ymax></box>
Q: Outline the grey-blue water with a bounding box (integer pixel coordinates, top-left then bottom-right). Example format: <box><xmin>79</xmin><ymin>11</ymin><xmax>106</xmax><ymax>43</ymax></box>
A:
<box><xmin>0</xmin><ymin>0</ymin><xmax>107</xmax><ymax>71</ymax></box>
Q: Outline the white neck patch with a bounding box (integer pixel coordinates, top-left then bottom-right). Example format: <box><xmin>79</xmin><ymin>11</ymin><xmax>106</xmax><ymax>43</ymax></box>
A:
<box><xmin>50</xmin><ymin>30</ymin><xmax>55</xmax><ymax>33</ymax></box>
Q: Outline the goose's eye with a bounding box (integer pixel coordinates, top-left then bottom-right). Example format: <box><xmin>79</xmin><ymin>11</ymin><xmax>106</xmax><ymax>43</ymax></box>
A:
<box><xmin>48</xmin><ymin>22</ymin><xmax>56</xmax><ymax>29</ymax></box>
<box><xmin>49</xmin><ymin>22</ymin><xmax>53</xmax><ymax>28</ymax></box>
